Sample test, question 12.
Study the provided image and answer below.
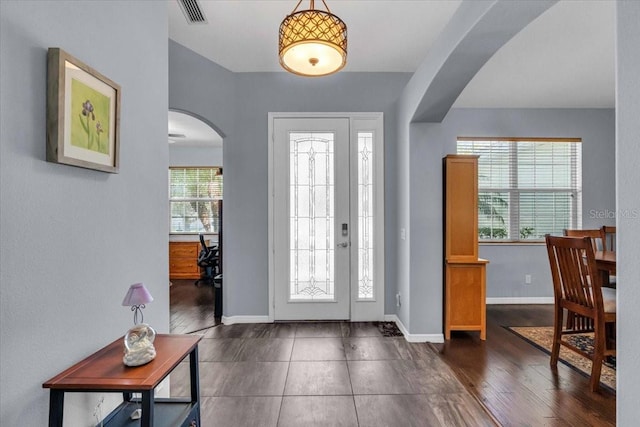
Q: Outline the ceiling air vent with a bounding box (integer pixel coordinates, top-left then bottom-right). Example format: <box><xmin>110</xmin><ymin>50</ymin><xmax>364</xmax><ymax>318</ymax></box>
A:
<box><xmin>178</xmin><ymin>0</ymin><xmax>207</xmax><ymax>24</ymax></box>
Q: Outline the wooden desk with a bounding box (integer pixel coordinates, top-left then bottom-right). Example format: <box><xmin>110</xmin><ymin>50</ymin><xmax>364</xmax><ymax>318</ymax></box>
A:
<box><xmin>595</xmin><ymin>250</ymin><xmax>616</xmax><ymax>287</ymax></box>
<box><xmin>43</xmin><ymin>334</ymin><xmax>202</xmax><ymax>427</ymax></box>
<box><xmin>169</xmin><ymin>242</ymin><xmax>201</xmax><ymax>279</ymax></box>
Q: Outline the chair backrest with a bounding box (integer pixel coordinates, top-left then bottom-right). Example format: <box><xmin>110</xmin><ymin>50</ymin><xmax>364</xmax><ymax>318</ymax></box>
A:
<box><xmin>600</xmin><ymin>225</ymin><xmax>616</xmax><ymax>252</ymax></box>
<box><xmin>199</xmin><ymin>233</ymin><xmax>208</xmax><ymax>250</ymax></box>
<box><xmin>546</xmin><ymin>235</ymin><xmax>605</xmax><ymax>315</ymax></box>
<box><xmin>197</xmin><ymin>234</ymin><xmax>219</xmax><ymax>268</ymax></box>
<box><xmin>563</xmin><ymin>229</ymin><xmax>603</xmax><ymax>252</ymax></box>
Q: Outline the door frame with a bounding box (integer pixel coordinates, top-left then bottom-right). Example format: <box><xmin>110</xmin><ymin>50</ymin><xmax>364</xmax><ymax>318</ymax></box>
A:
<box><xmin>267</xmin><ymin>112</ymin><xmax>385</xmax><ymax>322</ymax></box>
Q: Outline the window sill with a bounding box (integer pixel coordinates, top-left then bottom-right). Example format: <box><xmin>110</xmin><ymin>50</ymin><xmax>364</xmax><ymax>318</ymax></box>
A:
<box><xmin>170</xmin><ymin>232</ymin><xmax>219</xmax><ymax>235</ymax></box>
<box><xmin>480</xmin><ymin>241</ymin><xmax>545</xmax><ymax>246</ymax></box>
<box><xmin>169</xmin><ymin>233</ymin><xmax>218</xmax><ymax>243</ymax></box>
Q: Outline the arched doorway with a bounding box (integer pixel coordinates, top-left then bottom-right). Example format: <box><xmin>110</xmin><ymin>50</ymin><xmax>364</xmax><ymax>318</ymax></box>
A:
<box><xmin>168</xmin><ymin>109</ymin><xmax>224</xmax><ymax>333</ymax></box>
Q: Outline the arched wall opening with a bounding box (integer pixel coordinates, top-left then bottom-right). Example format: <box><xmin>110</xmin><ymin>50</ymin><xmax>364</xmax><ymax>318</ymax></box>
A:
<box><xmin>168</xmin><ymin>109</ymin><xmax>225</xmax><ymax>332</ymax></box>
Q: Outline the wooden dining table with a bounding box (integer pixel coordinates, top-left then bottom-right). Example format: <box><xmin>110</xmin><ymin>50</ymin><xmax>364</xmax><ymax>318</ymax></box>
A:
<box><xmin>595</xmin><ymin>250</ymin><xmax>616</xmax><ymax>287</ymax></box>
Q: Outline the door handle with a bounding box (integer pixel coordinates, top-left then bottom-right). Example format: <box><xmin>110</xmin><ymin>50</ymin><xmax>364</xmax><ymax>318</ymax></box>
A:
<box><xmin>337</xmin><ymin>242</ymin><xmax>349</xmax><ymax>248</ymax></box>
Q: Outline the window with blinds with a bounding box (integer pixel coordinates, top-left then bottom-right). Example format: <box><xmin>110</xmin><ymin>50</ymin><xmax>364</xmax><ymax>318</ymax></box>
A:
<box><xmin>457</xmin><ymin>138</ymin><xmax>582</xmax><ymax>242</ymax></box>
<box><xmin>169</xmin><ymin>167</ymin><xmax>223</xmax><ymax>234</ymax></box>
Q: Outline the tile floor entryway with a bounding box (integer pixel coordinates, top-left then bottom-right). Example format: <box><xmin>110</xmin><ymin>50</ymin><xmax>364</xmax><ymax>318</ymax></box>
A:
<box><xmin>170</xmin><ymin>282</ymin><xmax>616</xmax><ymax>425</ymax></box>
<box><xmin>169</xmin><ymin>321</ymin><xmax>496</xmax><ymax>427</ymax></box>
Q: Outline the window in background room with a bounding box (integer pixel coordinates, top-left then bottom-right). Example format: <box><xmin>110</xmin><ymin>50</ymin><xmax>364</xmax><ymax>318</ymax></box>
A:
<box><xmin>169</xmin><ymin>167</ymin><xmax>223</xmax><ymax>234</ymax></box>
<box><xmin>457</xmin><ymin>138</ymin><xmax>582</xmax><ymax>242</ymax></box>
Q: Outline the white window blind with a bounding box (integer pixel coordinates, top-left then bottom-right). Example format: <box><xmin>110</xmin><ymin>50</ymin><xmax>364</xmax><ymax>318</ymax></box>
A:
<box><xmin>457</xmin><ymin>138</ymin><xmax>582</xmax><ymax>241</ymax></box>
<box><xmin>169</xmin><ymin>167</ymin><xmax>223</xmax><ymax>234</ymax></box>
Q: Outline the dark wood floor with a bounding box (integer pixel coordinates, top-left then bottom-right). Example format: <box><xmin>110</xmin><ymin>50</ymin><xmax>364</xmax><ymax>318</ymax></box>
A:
<box><xmin>170</xmin><ymin>279</ymin><xmax>220</xmax><ymax>334</ymax></box>
<box><xmin>169</xmin><ymin>286</ymin><xmax>616</xmax><ymax>426</ymax></box>
<box><xmin>433</xmin><ymin>305</ymin><xmax>616</xmax><ymax>426</ymax></box>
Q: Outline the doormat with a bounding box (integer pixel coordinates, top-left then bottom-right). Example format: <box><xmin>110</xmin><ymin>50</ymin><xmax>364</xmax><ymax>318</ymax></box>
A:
<box><xmin>376</xmin><ymin>321</ymin><xmax>404</xmax><ymax>337</ymax></box>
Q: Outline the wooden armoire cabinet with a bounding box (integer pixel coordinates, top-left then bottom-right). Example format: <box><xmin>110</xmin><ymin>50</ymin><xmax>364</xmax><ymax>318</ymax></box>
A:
<box><xmin>443</xmin><ymin>155</ymin><xmax>488</xmax><ymax>340</ymax></box>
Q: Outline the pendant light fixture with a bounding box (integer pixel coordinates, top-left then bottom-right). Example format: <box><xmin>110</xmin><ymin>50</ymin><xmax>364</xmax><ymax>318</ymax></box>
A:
<box><xmin>279</xmin><ymin>0</ymin><xmax>347</xmax><ymax>77</ymax></box>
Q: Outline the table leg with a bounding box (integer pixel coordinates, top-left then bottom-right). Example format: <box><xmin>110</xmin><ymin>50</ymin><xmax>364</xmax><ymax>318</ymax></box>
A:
<box><xmin>601</xmin><ymin>269</ymin><xmax>611</xmax><ymax>287</ymax></box>
<box><xmin>190</xmin><ymin>346</ymin><xmax>201</xmax><ymax>425</ymax></box>
<box><xmin>189</xmin><ymin>346</ymin><xmax>200</xmax><ymax>403</ymax></box>
<box><xmin>141</xmin><ymin>390</ymin><xmax>154</xmax><ymax>427</ymax></box>
<box><xmin>214</xmin><ymin>277</ymin><xmax>222</xmax><ymax>318</ymax></box>
<box><xmin>48</xmin><ymin>390</ymin><xmax>64</xmax><ymax>427</ymax></box>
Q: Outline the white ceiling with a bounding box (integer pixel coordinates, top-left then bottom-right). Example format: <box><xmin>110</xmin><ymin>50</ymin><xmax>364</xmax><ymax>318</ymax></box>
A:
<box><xmin>167</xmin><ymin>0</ymin><xmax>615</xmax><ymax>144</ymax></box>
<box><xmin>453</xmin><ymin>0</ymin><xmax>615</xmax><ymax>108</ymax></box>
<box><xmin>169</xmin><ymin>0</ymin><xmax>463</xmax><ymax>73</ymax></box>
<box><xmin>168</xmin><ymin>110</ymin><xmax>223</xmax><ymax>147</ymax></box>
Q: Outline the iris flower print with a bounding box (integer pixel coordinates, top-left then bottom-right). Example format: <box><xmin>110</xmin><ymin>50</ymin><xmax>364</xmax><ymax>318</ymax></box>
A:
<box><xmin>80</xmin><ymin>100</ymin><xmax>95</xmax><ymax>148</ymax></box>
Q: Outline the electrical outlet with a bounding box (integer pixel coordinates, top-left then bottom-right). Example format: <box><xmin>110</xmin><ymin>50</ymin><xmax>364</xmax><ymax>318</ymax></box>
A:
<box><xmin>525</xmin><ymin>274</ymin><xmax>532</xmax><ymax>285</ymax></box>
<box><xmin>400</xmin><ymin>228</ymin><xmax>406</xmax><ymax>240</ymax></box>
<box><xmin>396</xmin><ymin>293</ymin><xmax>401</xmax><ymax>307</ymax></box>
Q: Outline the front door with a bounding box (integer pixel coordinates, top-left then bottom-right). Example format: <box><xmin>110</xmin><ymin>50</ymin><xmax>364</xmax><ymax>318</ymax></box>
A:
<box><xmin>273</xmin><ymin>118</ymin><xmax>350</xmax><ymax>320</ymax></box>
<box><xmin>270</xmin><ymin>114</ymin><xmax>384</xmax><ymax>321</ymax></box>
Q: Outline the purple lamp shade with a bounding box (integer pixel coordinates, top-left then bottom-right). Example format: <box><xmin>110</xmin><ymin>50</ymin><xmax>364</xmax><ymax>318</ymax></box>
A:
<box><xmin>122</xmin><ymin>283</ymin><xmax>153</xmax><ymax>307</ymax></box>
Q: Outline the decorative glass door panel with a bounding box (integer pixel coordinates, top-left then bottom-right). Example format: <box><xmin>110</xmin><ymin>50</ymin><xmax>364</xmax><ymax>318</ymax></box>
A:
<box><xmin>273</xmin><ymin>118</ymin><xmax>350</xmax><ymax>320</ymax></box>
<box><xmin>289</xmin><ymin>132</ymin><xmax>335</xmax><ymax>301</ymax></box>
<box><xmin>357</xmin><ymin>132</ymin><xmax>374</xmax><ymax>300</ymax></box>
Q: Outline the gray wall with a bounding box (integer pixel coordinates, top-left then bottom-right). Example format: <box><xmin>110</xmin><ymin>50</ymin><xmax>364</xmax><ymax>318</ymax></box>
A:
<box><xmin>616</xmin><ymin>0</ymin><xmax>640</xmax><ymax>423</ymax></box>
<box><xmin>169</xmin><ymin>145</ymin><xmax>223</xmax><ymax>167</ymax></box>
<box><xmin>0</xmin><ymin>1</ymin><xmax>168</xmax><ymax>425</ymax></box>
<box><xmin>169</xmin><ymin>40</ymin><xmax>412</xmax><ymax>317</ymax></box>
<box><xmin>169</xmin><ymin>40</ymin><xmax>236</xmax><ymax>152</ymax></box>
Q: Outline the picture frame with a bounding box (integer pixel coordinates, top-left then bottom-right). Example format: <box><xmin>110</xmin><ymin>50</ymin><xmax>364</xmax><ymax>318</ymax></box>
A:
<box><xmin>47</xmin><ymin>48</ymin><xmax>120</xmax><ymax>173</ymax></box>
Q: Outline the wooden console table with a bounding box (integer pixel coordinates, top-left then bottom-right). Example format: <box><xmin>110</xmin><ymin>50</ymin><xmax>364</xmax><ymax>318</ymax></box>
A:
<box><xmin>43</xmin><ymin>334</ymin><xmax>202</xmax><ymax>427</ymax></box>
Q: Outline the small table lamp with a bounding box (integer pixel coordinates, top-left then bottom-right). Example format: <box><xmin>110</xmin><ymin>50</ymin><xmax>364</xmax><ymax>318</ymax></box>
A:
<box><xmin>121</xmin><ymin>283</ymin><xmax>156</xmax><ymax>367</ymax></box>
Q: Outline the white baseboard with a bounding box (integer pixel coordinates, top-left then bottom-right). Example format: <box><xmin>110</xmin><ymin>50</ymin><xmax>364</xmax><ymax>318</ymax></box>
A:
<box><xmin>383</xmin><ymin>314</ymin><xmax>445</xmax><ymax>343</ymax></box>
<box><xmin>486</xmin><ymin>297</ymin><xmax>554</xmax><ymax>305</ymax></box>
<box><xmin>221</xmin><ymin>315</ymin><xmax>271</xmax><ymax>325</ymax></box>
<box><xmin>221</xmin><ymin>313</ymin><xmax>445</xmax><ymax>343</ymax></box>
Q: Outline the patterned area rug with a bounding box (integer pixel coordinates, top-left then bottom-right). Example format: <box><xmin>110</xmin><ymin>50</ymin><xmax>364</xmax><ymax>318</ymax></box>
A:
<box><xmin>508</xmin><ymin>326</ymin><xmax>616</xmax><ymax>391</ymax></box>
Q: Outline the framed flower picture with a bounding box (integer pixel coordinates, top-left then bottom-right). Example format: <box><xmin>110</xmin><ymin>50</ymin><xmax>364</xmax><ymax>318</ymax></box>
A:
<box><xmin>46</xmin><ymin>48</ymin><xmax>120</xmax><ymax>173</ymax></box>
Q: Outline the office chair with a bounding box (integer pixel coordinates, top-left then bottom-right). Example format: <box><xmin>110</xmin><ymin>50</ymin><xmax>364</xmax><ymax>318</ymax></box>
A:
<box><xmin>195</xmin><ymin>234</ymin><xmax>219</xmax><ymax>287</ymax></box>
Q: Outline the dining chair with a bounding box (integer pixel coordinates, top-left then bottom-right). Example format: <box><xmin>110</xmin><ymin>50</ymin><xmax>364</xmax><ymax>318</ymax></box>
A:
<box><xmin>562</xmin><ymin>229</ymin><xmax>608</xmax><ymax>329</ymax></box>
<box><xmin>601</xmin><ymin>225</ymin><xmax>616</xmax><ymax>252</ymax></box>
<box><xmin>599</xmin><ymin>226</ymin><xmax>617</xmax><ymax>288</ymax></box>
<box><xmin>545</xmin><ymin>235</ymin><xmax>616</xmax><ymax>392</ymax></box>
<box><xmin>563</xmin><ymin>229</ymin><xmax>603</xmax><ymax>252</ymax></box>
